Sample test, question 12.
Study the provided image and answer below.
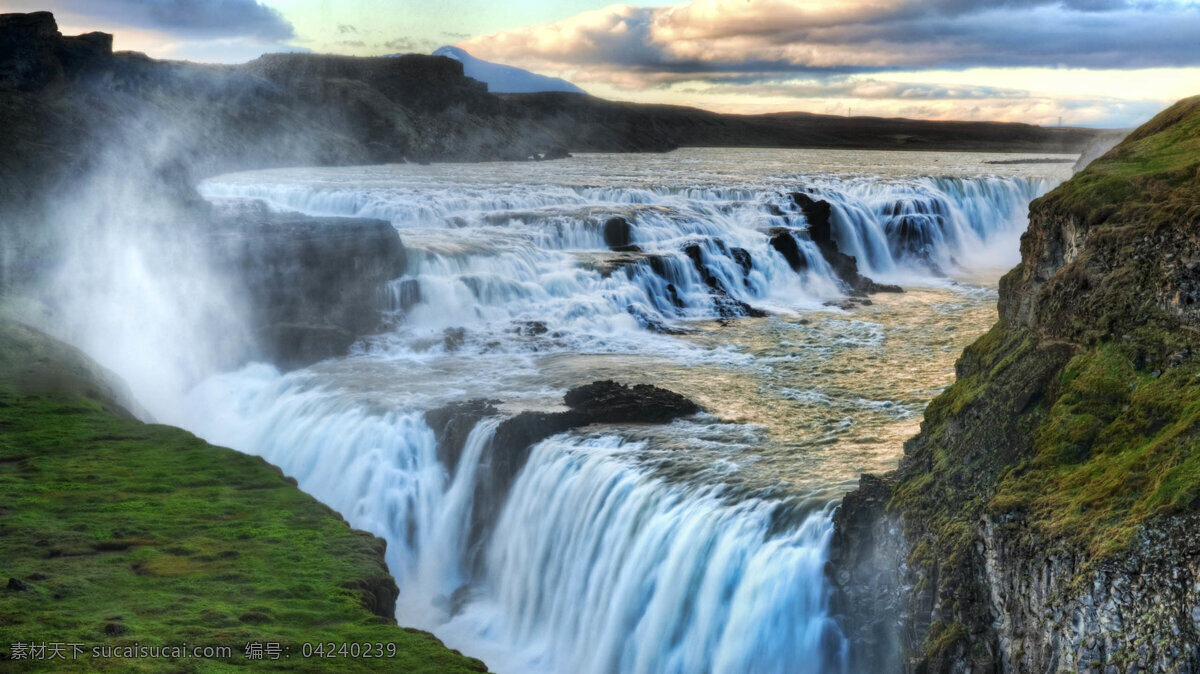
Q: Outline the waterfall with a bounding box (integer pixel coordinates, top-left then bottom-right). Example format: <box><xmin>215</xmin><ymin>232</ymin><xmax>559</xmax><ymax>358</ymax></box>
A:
<box><xmin>175</xmin><ymin>151</ymin><xmax>1068</xmax><ymax>673</ymax></box>
<box><xmin>447</xmin><ymin>435</ymin><xmax>845</xmax><ymax>674</ymax></box>
<box><xmin>183</xmin><ymin>369</ymin><xmax>846</xmax><ymax>674</ymax></box>
<box><xmin>203</xmin><ymin>170</ymin><xmax>1052</xmax><ymax>337</ymax></box>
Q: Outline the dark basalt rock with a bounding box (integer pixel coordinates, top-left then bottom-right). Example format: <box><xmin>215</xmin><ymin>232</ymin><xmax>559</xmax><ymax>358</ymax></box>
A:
<box><xmin>424</xmin><ymin>399</ymin><xmax>500</xmax><ymax>477</ymax></box>
<box><xmin>665</xmin><ymin>283</ymin><xmax>684</xmax><ymax>308</ymax></box>
<box><xmin>647</xmin><ymin>254</ymin><xmax>670</xmax><ymax>278</ymax></box>
<box><xmin>210</xmin><ymin>200</ymin><xmax>406</xmax><ymax>370</ymax></box>
<box><xmin>487</xmin><ymin>380</ymin><xmax>701</xmax><ymax>492</ymax></box>
<box><xmin>792</xmin><ymin>193</ymin><xmax>834</xmax><ymax>242</ymax></box>
<box><xmin>626</xmin><ymin>304</ymin><xmax>688</xmax><ymax>334</ymax></box>
<box><xmin>515</xmin><ymin>320</ymin><xmax>548</xmax><ymax>336</ymax></box>
<box><xmin>443</xmin><ymin>327</ymin><xmax>466</xmax><ymax>352</ymax></box>
<box><xmin>0</xmin><ymin>12</ymin><xmax>63</xmax><ymax>90</ymax></box>
<box><xmin>730</xmin><ymin>246</ymin><xmax>753</xmax><ymax>277</ymax></box>
<box><xmin>564</xmin><ymin>380</ymin><xmax>700</xmax><ymax>423</ymax></box>
<box><xmin>392</xmin><ymin>278</ymin><xmax>422</xmax><ymax>311</ymax></box>
<box><xmin>0</xmin><ymin>12</ymin><xmax>115</xmax><ymax>92</ymax></box>
<box><xmin>261</xmin><ymin>323</ymin><xmax>356</xmax><ymax>372</ymax></box>
<box><xmin>427</xmin><ymin>381</ymin><xmax>701</xmax><ymax>578</ymax></box>
<box><xmin>538</xmin><ymin>146</ymin><xmax>571</xmax><ymax>160</ymax></box>
<box><xmin>603</xmin><ymin>216</ymin><xmax>633</xmax><ymax>249</ymax></box>
<box><xmin>826</xmin><ymin>473</ymin><xmax>905</xmax><ymax>673</ymax></box>
<box><xmin>790</xmin><ymin>192</ymin><xmax>903</xmax><ymax>296</ymax></box>
<box><xmin>683</xmin><ymin>242</ymin><xmax>768</xmax><ymax>318</ymax></box>
<box><xmin>56</xmin><ymin>31</ymin><xmax>112</xmax><ymax>75</ymax></box>
<box><xmin>769</xmin><ymin>228</ymin><xmax>807</xmax><ymax>272</ymax></box>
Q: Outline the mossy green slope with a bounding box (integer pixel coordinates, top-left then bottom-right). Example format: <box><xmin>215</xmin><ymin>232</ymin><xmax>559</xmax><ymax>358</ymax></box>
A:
<box><xmin>890</xmin><ymin>96</ymin><xmax>1200</xmax><ymax>667</ymax></box>
<box><xmin>0</xmin><ymin>320</ymin><xmax>486</xmax><ymax>672</ymax></box>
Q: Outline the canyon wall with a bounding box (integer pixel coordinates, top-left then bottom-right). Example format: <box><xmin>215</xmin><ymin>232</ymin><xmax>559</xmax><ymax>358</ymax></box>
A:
<box><xmin>831</xmin><ymin>96</ymin><xmax>1200</xmax><ymax>672</ymax></box>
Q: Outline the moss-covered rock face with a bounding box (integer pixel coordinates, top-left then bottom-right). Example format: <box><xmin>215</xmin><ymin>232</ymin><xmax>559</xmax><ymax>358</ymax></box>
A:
<box><xmin>1001</xmin><ymin>95</ymin><xmax>1200</xmax><ymax>343</ymax></box>
<box><xmin>0</xmin><ymin>319</ymin><xmax>487</xmax><ymax>672</ymax></box>
<box><xmin>832</xmin><ymin>96</ymin><xmax>1200</xmax><ymax>672</ymax></box>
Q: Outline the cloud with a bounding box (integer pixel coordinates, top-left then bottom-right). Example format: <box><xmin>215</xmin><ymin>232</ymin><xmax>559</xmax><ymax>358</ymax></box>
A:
<box><xmin>461</xmin><ymin>0</ymin><xmax>1200</xmax><ymax>75</ymax></box>
<box><xmin>19</xmin><ymin>0</ymin><xmax>295</xmax><ymax>41</ymax></box>
<box><xmin>382</xmin><ymin>36</ymin><xmax>439</xmax><ymax>53</ymax></box>
<box><xmin>454</xmin><ymin>0</ymin><xmax>1198</xmax><ymax>125</ymax></box>
<box><xmin>689</xmin><ymin>77</ymin><xmax>1033</xmax><ymax>101</ymax></box>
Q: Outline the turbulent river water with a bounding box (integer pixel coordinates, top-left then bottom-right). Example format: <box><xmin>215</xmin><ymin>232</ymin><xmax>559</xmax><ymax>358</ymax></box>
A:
<box><xmin>177</xmin><ymin>148</ymin><xmax>1070</xmax><ymax>673</ymax></box>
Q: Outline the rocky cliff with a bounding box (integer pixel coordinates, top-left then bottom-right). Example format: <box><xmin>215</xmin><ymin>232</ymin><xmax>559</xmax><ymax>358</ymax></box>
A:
<box><xmin>206</xmin><ymin>200</ymin><xmax>407</xmax><ymax>369</ymax></box>
<box><xmin>830</xmin><ymin>96</ymin><xmax>1200</xmax><ymax>672</ymax></box>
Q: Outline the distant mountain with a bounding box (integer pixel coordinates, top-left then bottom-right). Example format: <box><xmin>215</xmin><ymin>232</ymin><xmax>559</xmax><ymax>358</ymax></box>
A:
<box><xmin>431</xmin><ymin>45</ymin><xmax>585</xmax><ymax>95</ymax></box>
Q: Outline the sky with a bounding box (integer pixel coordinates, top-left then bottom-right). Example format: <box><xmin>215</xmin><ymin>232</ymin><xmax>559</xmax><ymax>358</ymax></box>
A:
<box><xmin>4</xmin><ymin>0</ymin><xmax>1199</xmax><ymax>127</ymax></box>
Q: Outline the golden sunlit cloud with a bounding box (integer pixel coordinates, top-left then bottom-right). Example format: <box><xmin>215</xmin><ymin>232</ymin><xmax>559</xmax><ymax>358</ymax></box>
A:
<box><xmin>459</xmin><ymin>0</ymin><xmax>1200</xmax><ymax>126</ymax></box>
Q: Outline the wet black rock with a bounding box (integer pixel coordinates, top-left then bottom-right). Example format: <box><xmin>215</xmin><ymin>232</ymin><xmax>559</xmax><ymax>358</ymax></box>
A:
<box><xmin>564</xmin><ymin>380</ymin><xmax>700</xmax><ymax>423</ymax></box>
<box><xmin>626</xmin><ymin>304</ymin><xmax>688</xmax><ymax>335</ymax></box>
<box><xmin>443</xmin><ymin>327</ymin><xmax>466</xmax><ymax>352</ymax></box>
<box><xmin>392</xmin><ymin>279</ymin><xmax>422</xmax><ymax>312</ymax></box>
<box><xmin>423</xmin><ymin>399</ymin><xmax>499</xmax><ymax>476</ymax></box>
<box><xmin>683</xmin><ymin>242</ymin><xmax>768</xmax><ymax>318</ymax></box>
<box><xmin>826</xmin><ymin>474</ymin><xmax>905</xmax><ymax>672</ymax></box>
<box><xmin>603</xmin><ymin>216</ymin><xmax>633</xmax><ymax>249</ymax></box>
<box><xmin>730</xmin><ymin>247</ymin><xmax>753</xmax><ymax>277</ymax></box>
<box><xmin>261</xmin><ymin>323</ymin><xmax>356</xmax><ymax>371</ymax></box>
<box><xmin>790</xmin><ymin>192</ymin><xmax>903</xmax><ymax>296</ymax></box>
<box><xmin>489</xmin><ymin>381</ymin><xmax>701</xmax><ymax>481</ymax></box>
<box><xmin>515</xmin><ymin>320</ymin><xmax>549</xmax><ymax>336</ymax></box>
<box><xmin>538</xmin><ymin>146</ymin><xmax>571</xmax><ymax>160</ymax></box>
<box><xmin>769</xmin><ymin>229</ymin><xmax>807</xmax><ymax>272</ymax></box>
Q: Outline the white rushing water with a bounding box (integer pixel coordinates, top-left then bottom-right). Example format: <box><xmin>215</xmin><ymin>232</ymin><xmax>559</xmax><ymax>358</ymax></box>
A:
<box><xmin>176</xmin><ymin>149</ymin><xmax>1070</xmax><ymax>673</ymax></box>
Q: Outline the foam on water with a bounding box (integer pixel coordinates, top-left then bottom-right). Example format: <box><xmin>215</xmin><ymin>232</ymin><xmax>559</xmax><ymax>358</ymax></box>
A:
<box><xmin>174</xmin><ymin>149</ymin><xmax>1071</xmax><ymax>673</ymax></box>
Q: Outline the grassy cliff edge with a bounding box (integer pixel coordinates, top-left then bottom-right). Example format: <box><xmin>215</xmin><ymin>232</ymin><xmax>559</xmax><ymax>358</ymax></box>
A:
<box><xmin>834</xmin><ymin>96</ymin><xmax>1200</xmax><ymax>671</ymax></box>
<box><xmin>0</xmin><ymin>319</ymin><xmax>487</xmax><ymax>672</ymax></box>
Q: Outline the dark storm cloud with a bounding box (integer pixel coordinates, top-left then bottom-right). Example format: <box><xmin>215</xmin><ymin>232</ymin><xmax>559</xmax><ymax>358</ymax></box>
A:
<box><xmin>45</xmin><ymin>0</ymin><xmax>295</xmax><ymax>41</ymax></box>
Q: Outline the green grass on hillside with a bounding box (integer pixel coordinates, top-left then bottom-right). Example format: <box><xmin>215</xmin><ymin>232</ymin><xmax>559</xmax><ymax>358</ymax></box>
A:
<box><xmin>0</xmin><ymin>320</ymin><xmax>486</xmax><ymax>672</ymax></box>
<box><xmin>990</xmin><ymin>336</ymin><xmax>1200</xmax><ymax>558</ymax></box>
<box><xmin>1040</xmin><ymin>95</ymin><xmax>1200</xmax><ymax>226</ymax></box>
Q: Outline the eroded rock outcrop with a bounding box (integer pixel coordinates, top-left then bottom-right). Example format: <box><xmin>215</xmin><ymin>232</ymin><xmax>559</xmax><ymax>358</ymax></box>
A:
<box><xmin>425</xmin><ymin>381</ymin><xmax>700</xmax><ymax>575</ymax></box>
<box><xmin>682</xmin><ymin>241</ymin><xmax>769</xmax><ymax>318</ymax></box>
<box><xmin>830</xmin><ymin>96</ymin><xmax>1200</xmax><ymax>672</ymax></box>
<box><xmin>209</xmin><ymin>200</ymin><xmax>406</xmax><ymax>369</ymax></box>
<box><xmin>786</xmin><ymin>192</ymin><xmax>904</xmax><ymax>295</ymax></box>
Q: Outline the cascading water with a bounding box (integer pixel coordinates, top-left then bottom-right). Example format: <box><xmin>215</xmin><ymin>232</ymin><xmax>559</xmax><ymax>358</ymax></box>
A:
<box><xmin>185</xmin><ymin>368</ymin><xmax>848</xmax><ymax>672</ymax></box>
<box><xmin>450</xmin><ymin>436</ymin><xmax>845</xmax><ymax>674</ymax></box>
<box><xmin>175</xmin><ymin>149</ymin><xmax>1071</xmax><ymax>673</ymax></box>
